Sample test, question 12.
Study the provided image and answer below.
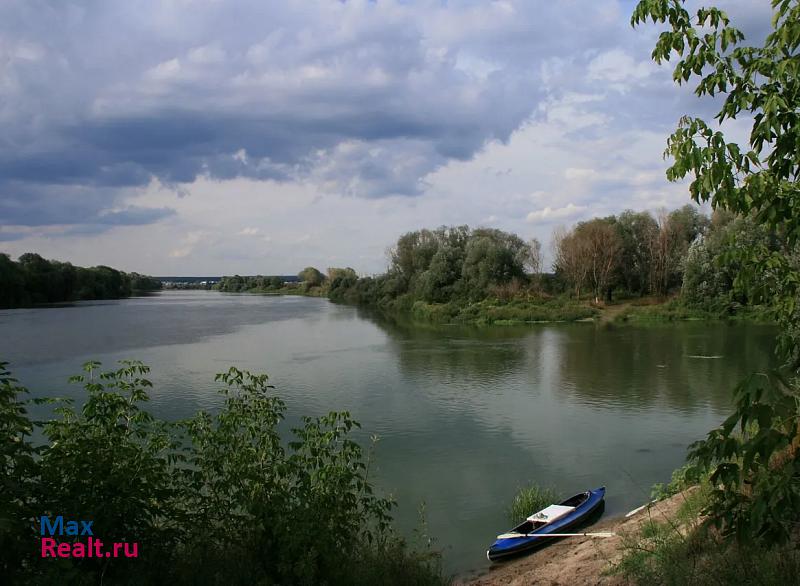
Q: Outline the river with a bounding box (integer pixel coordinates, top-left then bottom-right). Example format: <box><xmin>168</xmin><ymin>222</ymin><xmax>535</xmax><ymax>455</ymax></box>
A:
<box><xmin>0</xmin><ymin>290</ymin><xmax>777</xmax><ymax>574</ymax></box>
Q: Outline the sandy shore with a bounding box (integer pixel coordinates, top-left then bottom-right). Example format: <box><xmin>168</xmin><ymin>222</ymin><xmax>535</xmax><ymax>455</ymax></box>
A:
<box><xmin>458</xmin><ymin>490</ymin><xmax>694</xmax><ymax>586</ymax></box>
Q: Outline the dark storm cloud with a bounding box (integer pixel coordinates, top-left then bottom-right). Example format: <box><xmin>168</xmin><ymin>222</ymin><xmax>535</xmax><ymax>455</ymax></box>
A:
<box><xmin>0</xmin><ymin>0</ymin><xmax>774</xmax><ymax>230</ymax></box>
<box><xmin>0</xmin><ymin>0</ymin><xmax>628</xmax><ymax>228</ymax></box>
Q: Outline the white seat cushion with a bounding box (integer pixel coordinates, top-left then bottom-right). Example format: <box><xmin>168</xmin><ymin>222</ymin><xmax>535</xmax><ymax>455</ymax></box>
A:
<box><xmin>527</xmin><ymin>504</ymin><xmax>575</xmax><ymax>523</ymax></box>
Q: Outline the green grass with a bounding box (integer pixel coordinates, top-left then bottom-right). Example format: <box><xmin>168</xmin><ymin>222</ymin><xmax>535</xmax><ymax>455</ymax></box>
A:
<box><xmin>611</xmin><ymin>299</ymin><xmax>775</xmax><ymax>324</ymax></box>
<box><xmin>613</xmin><ymin>470</ymin><xmax>798</xmax><ymax>586</ymax></box>
<box><xmin>614</xmin><ymin>521</ymin><xmax>800</xmax><ymax>586</ymax></box>
<box><xmin>506</xmin><ymin>484</ymin><xmax>561</xmax><ymax>523</ymax></box>
<box><xmin>408</xmin><ymin>298</ymin><xmax>597</xmax><ymax>325</ymax></box>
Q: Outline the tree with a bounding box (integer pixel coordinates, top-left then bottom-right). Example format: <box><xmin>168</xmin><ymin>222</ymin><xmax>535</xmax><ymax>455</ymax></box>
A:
<box><xmin>524</xmin><ymin>238</ymin><xmax>544</xmax><ymax>293</ymax></box>
<box><xmin>418</xmin><ymin>243</ymin><xmax>466</xmax><ymax>302</ymax></box>
<box><xmin>552</xmin><ymin>226</ymin><xmax>589</xmax><ymax>299</ymax></box>
<box><xmin>648</xmin><ymin>209</ymin><xmax>680</xmax><ymax>296</ymax></box>
<box><xmin>668</xmin><ymin>204</ymin><xmax>710</xmax><ymax>249</ymax></box>
<box><xmin>0</xmin><ymin>254</ymin><xmax>27</xmax><ymax>308</ymax></box>
<box><xmin>461</xmin><ymin>229</ymin><xmax>527</xmax><ymax>300</ymax></box>
<box><xmin>633</xmin><ymin>0</ymin><xmax>800</xmax><ymax>543</ymax></box>
<box><xmin>327</xmin><ymin>267</ymin><xmax>357</xmax><ymax>282</ymax></box>
<box><xmin>388</xmin><ymin>228</ymin><xmax>445</xmax><ymax>293</ymax></box>
<box><xmin>298</xmin><ymin>267</ymin><xmax>325</xmax><ymax>287</ymax></box>
<box><xmin>682</xmin><ymin>213</ymin><xmax>778</xmax><ymax>310</ymax></box>
<box><xmin>615</xmin><ymin>210</ymin><xmax>658</xmax><ymax>296</ymax></box>
<box><xmin>574</xmin><ymin>218</ymin><xmax>622</xmax><ymax>304</ymax></box>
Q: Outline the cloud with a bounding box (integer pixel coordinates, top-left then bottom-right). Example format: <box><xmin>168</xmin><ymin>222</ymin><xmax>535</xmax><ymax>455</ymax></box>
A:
<box><xmin>97</xmin><ymin>206</ymin><xmax>176</xmax><ymax>226</ymax></box>
<box><xmin>526</xmin><ymin>203</ymin><xmax>588</xmax><ymax>224</ymax></box>
<box><xmin>587</xmin><ymin>49</ymin><xmax>654</xmax><ymax>91</ymax></box>
<box><xmin>169</xmin><ymin>231</ymin><xmax>206</xmax><ymax>259</ymax></box>
<box><xmin>0</xmin><ymin>1</ymin><xmax>776</xmax><ymax>273</ymax></box>
<box><xmin>0</xmin><ymin>0</ymin><xmax>649</xmax><ymax>230</ymax></box>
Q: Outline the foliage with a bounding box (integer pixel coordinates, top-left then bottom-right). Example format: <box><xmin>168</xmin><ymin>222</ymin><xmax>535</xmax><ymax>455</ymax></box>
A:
<box><xmin>688</xmin><ymin>372</ymin><xmax>800</xmax><ymax>543</ymax></box>
<box><xmin>613</xmin><ymin>478</ymin><xmax>778</xmax><ymax>586</ymax></box>
<box><xmin>648</xmin><ymin>207</ymin><xmax>709</xmax><ymax>296</ymax></box>
<box><xmin>616</xmin><ymin>210</ymin><xmax>659</xmax><ymax>296</ymax></box>
<box><xmin>615</xmin><ymin>518</ymin><xmax>800</xmax><ymax>586</ymax></box>
<box><xmin>506</xmin><ymin>484</ymin><xmax>561</xmax><ymax>524</ymax></box>
<box><xmin>575</xmin><ymin>217</ymin><xmax>622</xmax><ymax>303</ymax></box>
<box><xmin>651</xmin><ymin>463</ymin><xmax>704</xmax><ymax>501</ymax></box>
<box><xmin>298</xmin><ymin>266</ymin><xmax>326</xmax><ymax>287</ymax></box>
<box><xmin>1</xmin><ymin>361</ymin><xmax>447</xmax><ymax>585</ymax></box>
<box><xmin>0</xmin><ymin>362</ymin><xmax>41</xmax><ymax>581</ymax></box>
<box><xmin>0</xmin><ymin>252</ymin><xmax>161</xmax><ymax>308</ymax></box>
<box><xmin>388</xmin><ymin>226</ymin><xmax>529</xmax><ymax>303</ymax></box>
<box><xmin>331</xmin><ymin>226</ymin><xmax>537</xmax><ymax>311</ymax></box>
<box><xmin>553</xmin><ymin>206</ymin><xmax>706</xmax><ymax>301</ymax></box>
<box><xmin>612</xmin><ymin>298</ymin><xmax>713</xmax><ymax>323</ymax></box>
<box><xmin>217</xmin><ymin>274</ymin><xmax>290</xmax><ymax>292</ymax></box>
<box><xmin>217</xmin><ymin>272</ymin><xmax>334</xmax><ymax>297</ymax></box>
<box><xmin>37</xmin><ymin>361</ymin><xmax>181</xmax><ymax>581</ymax></box>
<box><xmin>633</xmin><ymin>0</ymin><xmax>800</xmax><ymax>544</ymax></box>
<box><xmin>682</xmin><ymin>213</ymin><xmax>780</xmax><ymax>311</ymax></box>
<box><xmin>461</xmin><ymin>229</ymin><xmax>529</xmax><ymax>301</ymax></box>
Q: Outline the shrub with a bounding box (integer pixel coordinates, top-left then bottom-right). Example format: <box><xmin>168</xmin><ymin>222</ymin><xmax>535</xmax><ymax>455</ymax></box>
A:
<box><xmin>1</xmin><ymin>361</ymin><xmax>447</xmax><ymax>586</ymax></box>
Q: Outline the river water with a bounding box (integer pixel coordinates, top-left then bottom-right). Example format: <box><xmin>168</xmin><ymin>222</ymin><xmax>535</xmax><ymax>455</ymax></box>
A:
<box><xmin>0</xmin><ymin>290</ymin><xmax>777</xmax><ymax>574</ymax></box>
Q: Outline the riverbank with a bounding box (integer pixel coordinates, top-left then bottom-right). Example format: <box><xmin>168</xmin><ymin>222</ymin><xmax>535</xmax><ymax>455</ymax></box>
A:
<box><xmin>223</xmin><ymin>287</ymin><xmax>774</xmax><ymax>326</ymax></box>
<box><xmin>215</xmin><ymin>284</ymin><xmax>327</xmax><ymax>297</ymax></box>
<box><xmin>460</xmin><ymin>484</ymin><xmax>799</xmax><ymax>585</ymax></box>
<box><xmin>459</xmin><ymin>489</ymin><xmax>694</xmax><ymax>586</ymax></box>
<box><xmin>605</xmin><ymin>298</ymin><xmax>773</xmax><ymax>325</ymax></box>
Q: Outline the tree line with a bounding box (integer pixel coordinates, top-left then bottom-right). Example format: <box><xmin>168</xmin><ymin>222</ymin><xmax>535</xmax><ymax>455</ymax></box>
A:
<box><xmin>553</xmin><ymin>205</ymin><xmax>714</xmax><ymax>302</ymax></box>
<box><xmin>323</xmin><ymin>206</ymin><xmax>777</xmax><ymax>314</ymax></box>
<box><xmin>553</xmin><ymin>205</ymin><xmax>708</xmax><ymax>302</ymax></box>
<box><xmin>328</xmin><ymin>226</ymin><xmax>539</xmax><ymax>308</ymax></box>
<box><xmin>0</xmin><ymin>253</ymin><xmax>161</xmax><ymax>309</ymax></box>
<box><xmin>217</xmin><ymin>267</ymin><xmax>356</xmax><ymax>294</ymax></box>
<box><xmin>554</xmin><ymin>205</ymin><xmax>787</xmax><ymax>310</ymax></box>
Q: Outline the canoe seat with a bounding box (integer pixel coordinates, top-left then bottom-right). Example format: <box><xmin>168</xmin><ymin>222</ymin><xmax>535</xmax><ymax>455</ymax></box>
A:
<box><xmin>527</xmin><ymin>504</ymin><xmax>575</xmax><ymax>523</ymax></box>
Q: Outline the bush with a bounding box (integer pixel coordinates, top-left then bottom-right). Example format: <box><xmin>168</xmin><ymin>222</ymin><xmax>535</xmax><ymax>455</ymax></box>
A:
<box><xmin>615</xmin><ymin>520</ymin><xmax>800</xmax><ymax>586</ymax></box>
<box><xmin>1</xmin><ymin>361</ymin><xmax>447</xmax><ymax>586</ymax></box>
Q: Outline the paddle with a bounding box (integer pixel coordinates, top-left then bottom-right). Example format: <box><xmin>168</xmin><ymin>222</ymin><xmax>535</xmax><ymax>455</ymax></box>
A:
<box><xmin>496</xmin><ymin>531</ymin><xmax>616</xmax><ymax>539</ymax></box>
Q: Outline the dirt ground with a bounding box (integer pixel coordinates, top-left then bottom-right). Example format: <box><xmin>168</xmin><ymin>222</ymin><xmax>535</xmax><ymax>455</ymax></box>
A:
<box><xmin>458</xmin><ymin>490</ymin><xmax>694</xmax><ymax>586</ymax></box>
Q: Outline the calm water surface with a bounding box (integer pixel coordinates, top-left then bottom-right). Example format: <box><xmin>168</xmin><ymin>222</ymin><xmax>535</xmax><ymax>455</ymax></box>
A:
<box><xmin>0</xmin><ymin>291</ymin><xmax>777</xmax><ymax>574</ymax></box>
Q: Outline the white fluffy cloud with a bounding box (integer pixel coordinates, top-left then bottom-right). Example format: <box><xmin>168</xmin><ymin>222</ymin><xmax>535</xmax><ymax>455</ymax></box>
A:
<box><xmin>526</xmin><ymin>204</ymin><xmax>588</xmax><ymax>224</ymax></box>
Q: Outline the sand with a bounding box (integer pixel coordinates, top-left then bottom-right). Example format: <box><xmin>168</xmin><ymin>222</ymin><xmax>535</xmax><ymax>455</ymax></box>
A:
<box><xmin>458</xmin><ymin>489</ymin><xmax>695</xmax><ymax>586</ymax></box>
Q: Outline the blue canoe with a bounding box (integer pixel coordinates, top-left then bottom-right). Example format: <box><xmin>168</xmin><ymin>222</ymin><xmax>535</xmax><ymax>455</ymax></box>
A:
<box><xmin>487</xmin><ymin>486</ymin><xmax>606</xmax><ymax>562</ymax></box>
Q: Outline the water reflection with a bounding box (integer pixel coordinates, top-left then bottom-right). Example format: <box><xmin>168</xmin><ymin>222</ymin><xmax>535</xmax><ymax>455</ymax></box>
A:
<box><xmin>367</xmin><ymin>312</ymin><xmax>776</xmax><ymax>414</ymax></box>
<box><xmin>551</xmin><ymin>322</ymin><xmax>776</xmax><ymax>412</ymax></box>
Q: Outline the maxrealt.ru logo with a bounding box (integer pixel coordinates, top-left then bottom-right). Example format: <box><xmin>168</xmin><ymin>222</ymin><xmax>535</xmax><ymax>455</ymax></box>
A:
<box><xmin>39</xmin><ymin>516</ymin><xmax>139</xmax><ymax>559</ymax></box>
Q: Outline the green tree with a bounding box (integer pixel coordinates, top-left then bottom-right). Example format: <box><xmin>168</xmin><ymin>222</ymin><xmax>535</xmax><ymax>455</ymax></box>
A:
<box><xmin>298</xmin><ymin>266</ymin><xmax>326</xmax><ymax>287</ymax></box>
<box><xmin>461</xmin><ymin>229</ymin><xmax>527</xmax><ymax>300</ymax></box>
<box><xmin>633</xmin><ymin>0</ymin><xmax>800</xmax><ymax>543</ymax></box>
<box><xmin>574</xmin><ymin>217</ymin><xmax>622</xmax><ymax>303</ymax></box>
<box><xmin>0</xmin><ymin>254</ymin><xmax>28</xmax><ymax>308</ymax></box>
<box><xmin>615</xmin><ymin>210</ymin><xmax>658</xmax><ymax>296</ymax></box>
<box><xmin>682</xmin><ymin>213</ymin><xmax>779</xmax><ymax>311</ymax></box>
<box><xmin>0</xmin><ymin>253</ymin><xmax>158</xmax><ymax>307</ymax></box>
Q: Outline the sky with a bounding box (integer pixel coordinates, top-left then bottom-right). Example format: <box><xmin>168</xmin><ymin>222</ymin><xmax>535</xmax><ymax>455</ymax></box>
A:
<box><xmin>0</xmin><ymin>0</ymin><xmax>773</xmax><ymax>276</ymax></box>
